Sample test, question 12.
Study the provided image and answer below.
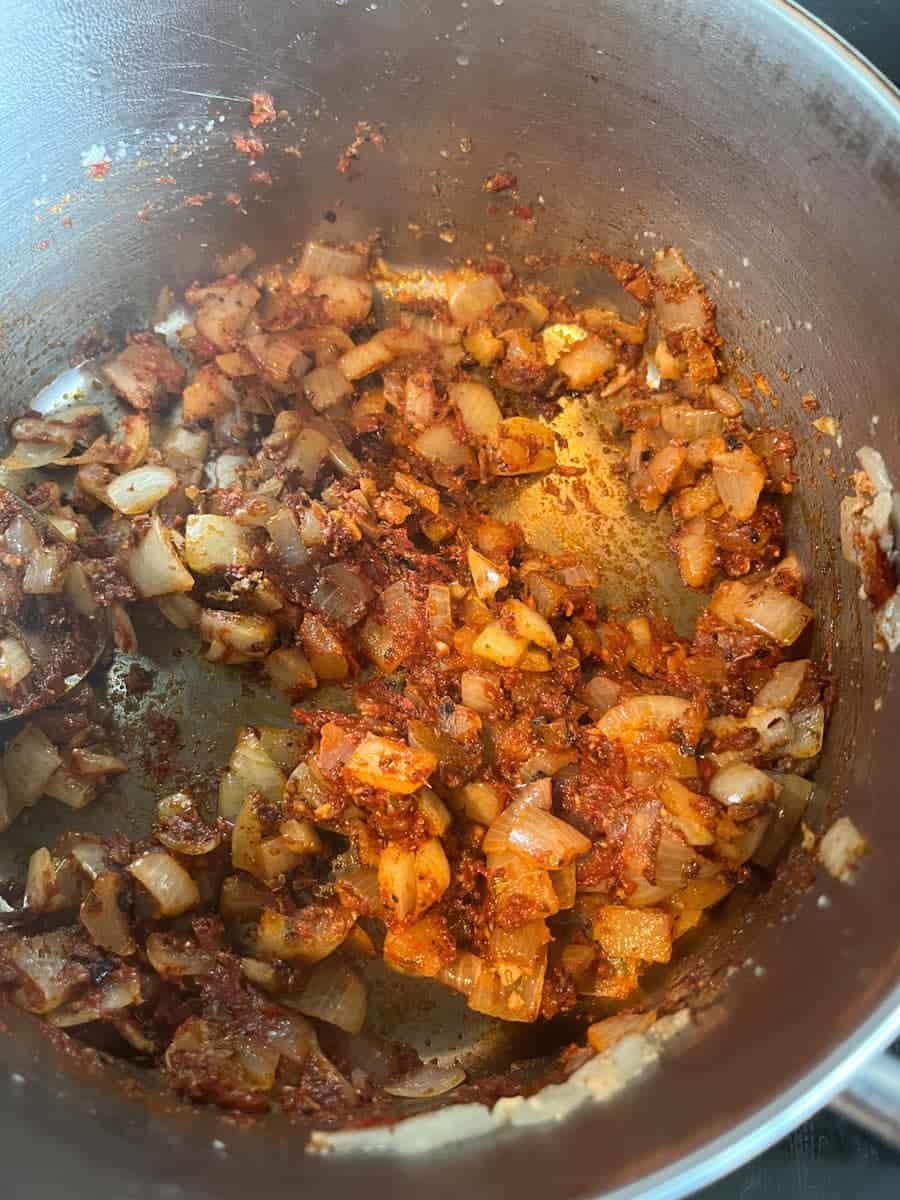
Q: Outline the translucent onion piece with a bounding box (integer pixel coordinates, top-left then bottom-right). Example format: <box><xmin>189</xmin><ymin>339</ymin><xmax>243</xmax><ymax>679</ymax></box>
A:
<box><xmin>265</xmin><ymin>647</ymin><xmax>317</xmax><ymax>694</ymax></box>
<box><xmin>557</xmin><ymin>336</ymin><xmax>616</xmax><ymax>389</ymax></box>
<box><xmin>414</xmin><ymin>423</ymin><xmax>474</xmax><ymax>470</ymax></box>
<box><xmin>3</xmin><ymin>724</ymin><xmax>61</xmax><ymax>813</ymax></box>
<box><xmin>266</xmin><ymin>507</ymin><xmax>309</xmax><ymax>567</ymax></box>
<box><xmin>437</xmin><ymin>952</ymin><xmax>484</xmax><ymax>996</ymax></box>
<box><xmin>293</xmin><ymin>959</ymin><xmax>367</xmax><ymax>1034</ymax></box>
<box><xmin>346</xmin><ymin>735</ymin><xmax>437</xmax><ymax>795</ymax></box>
<box><xmin>311</xmin><ymin>563</ymin><xmax>372</xmax><ymax>628</ymax></box>
<box><xmin>734</xmin><ymin>585</ymin><xmax>813</xmax><ymax>646</ymax></box>
<box><xmin>709</xmin><ymin>763</ymin><xmax>777</xmax><ymax>811</ymax></box>
<box><xmin>0</xmin><ymin>637</ymin><xmax>32</xmax><ymax>689</ymax></box>
<box><xmin>301</xmin><ymin>241</ymin><xmax>368</xmax><ymax>280</ymax></box>
<box><xmin>498</xmin><ymin>804</ymin><xmax>591</xmax><ymax>868</ymax></box>
<box><xmin>10</xmin><ymin>928</ymin><xmax>91</xmax><ymax>1014</ymax></box>
<box><xmin>447</xmin><ymin>273</ymin><xmax>504</xmax><ymax>326</ymax></box>
<box><xmin>127</xmin><ymin>516</ymin><xmax>194</xmax><ymax>598</ymax></box>
<box><xmin>184</xmin><ymin>514</ymin><xmax>249</xmax><ymax>574</ymax></box>
<box><xmin>490</xmin><ymin>416</ymin><xmax>556</xmax><ymax>476</ymax></box>
<box><xmin>467</xmin><ymin>547</ymin><xmax>508</xmax><ymax>600</ymax></box>
<box><xmin>304</xmin><ymin>364</ymin><xmax>353</xmax><ymax>412</ymax></box>
<box><xmin>2</xmin><ymin>439</ymin><xmax>76</xmax><ymax>470</ymax></box>
<box><xmin>451</xmin><ymin>781</ymin><xmax>501</xmax><ymax>826</ymax></box>
<box><xmin>384</xmin><ymin>1064</ymin><xmax>466</xmax><ymax>1099</ymax></box>
<box><xmin>157</xmin><ymin>792</ymin><xmax>222</xmax><ymax>856</ymax></box>
<box><xmin>128</xmin><ymin>849</ymin><xmax>200</xmax><ymax>917</ymax></box>
<box><xmin>146</xmin><ymin>933</ymin><xmax>215</xmax><ymax>978</ymax></box>
<box><xmin>449</xmin><ymin>381</ymin><xmax>502</xmax><ymax>441</ymax></box>
<box><xmin>80</xmin><ymin>872</ymin><xmax>135</xmax><ymax>955</ymax></box>
<box><xmin>200</xmin><ymin>609</ymin><xmax>277</xmax><ymax>663</ymax></box>
<box><xmin>106</xmin><ymin>465</ymin><xmax>178</xmax><ymax>515</ymax></box>
<box><xmin>711</xmin><ymin>446</ymin><xmax>766</xmax><ymax>520</ymax></box>
<box><xmin>654</xmin><ymin>827</ymin><xmax>716</xmax><ymax>894</ymax></box>
<box><xmin>255</xmin><ymin>905</ymin><xmax>355</xmax><ymax>963</ymax></box>
<box><xmin>2</xmin><ymin>515</ymin><xmax>39</xmax><ymax>555</ymax></box>
<box><xmin>753</xmin><ymin>773</ymin><xmax>814</xmax><ymax>867</ymax></box>
<box><xmin>597</xmin><ymin>695</ymin><xmax>691</xmax><ymax>741</ymax></box>
<box><xmin>783</xmin><ymin>705</ymin><xmax>825</xmax><ymax>759</ymax></box>
<box><xmin>460</xmin><ymin>670</ymin><xmax>501</xmax><ymax>714</ymax></box>
<box><xmin>660</xmin><ymin>405</ymin><xmax>724</xmax><ymax>440</ymax></box>
<box><xmin>818</xmin><ymin>816</ymin><xmax>867</xmax><ymax>881</ymax></box>
<box><xmin>501</xmin><ymin>598</ymin><xmax>557</xmax><ymax>649</ymax></box>
<box><xmin>583</xmin><ymin>674</ymin><xmax>621</xmax><ymax>715</ymax></box>
<box><xmin>472</xmin><ymin>620</ymin><xmax>528</xmax><ymax>667</ymax></box>
<box><xmin>23</xmin><ymin>545</ymin><xmax>65</xmax><ymax>594</ymax></box>
<box><xmin>43</xmin><ymin>767</ymin><xmax>96</xmax><ymax>811</ymax></box>
<box><xmin>378</xmin><ymin>844</ymin><xmax>418</xmax><ymax>920</ymax></box>
<box><xmin>467</xmin><ymin>950</ymin><xmax>547</xmax><ymax>1023</ymax></box>
<box><xmin>587</xmin><ymin>1011</ymin><xmax>657</xmax><ymax>1055</ymax></box>
<box><xmin>592</xmin><ymin>905</ymin><xmax>673</xmax><ymax>964</ymax></box>
<box><xmin>754</xmin><ymin>659</ymin><xmax>809</xmax><ymax>709</ymax></box>
<box><xmin>488</xmin><ymin>918</ymin><xmax>550</xmax><ymax>964</ymax></box>
<box><xmin>338</xmin><ymin>336</ymin><xmax>394</xmax><ymax>381</ymax></box>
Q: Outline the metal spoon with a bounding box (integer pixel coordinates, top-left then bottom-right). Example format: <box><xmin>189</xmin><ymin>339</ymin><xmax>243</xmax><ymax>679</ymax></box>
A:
<box><xmin>0</xmin><ymin>486</ymin><xmax>108</xmax><ymax>723</ymax></box>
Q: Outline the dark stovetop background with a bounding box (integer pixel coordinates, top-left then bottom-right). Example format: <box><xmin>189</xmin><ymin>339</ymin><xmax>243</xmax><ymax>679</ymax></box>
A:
<box><xmin>699</xmin><ymin>2</ymin><xmax>899</xmax><ymax>1195</ymax></box>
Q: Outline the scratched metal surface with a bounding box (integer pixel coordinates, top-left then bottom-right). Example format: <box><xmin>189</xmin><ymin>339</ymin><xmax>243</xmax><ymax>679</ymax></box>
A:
<box><xmin>693</xmin><ymin>10</ymin><xmax>899</xmax><ymax>1200</ymax></box>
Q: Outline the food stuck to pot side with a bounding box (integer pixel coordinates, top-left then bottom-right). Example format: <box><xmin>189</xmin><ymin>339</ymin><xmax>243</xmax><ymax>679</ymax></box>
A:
<box><xmin>0</xmin><ymin>239</ymin><xmax>830</xmax><ymax>1118</ymax></box>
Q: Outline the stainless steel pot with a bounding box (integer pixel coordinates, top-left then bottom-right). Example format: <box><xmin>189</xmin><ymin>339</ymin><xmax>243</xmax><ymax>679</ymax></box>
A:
<box><xmin>0</xmin><ymin>0</ymin><xmax>898</xmax><ymax>1196</ymax></box>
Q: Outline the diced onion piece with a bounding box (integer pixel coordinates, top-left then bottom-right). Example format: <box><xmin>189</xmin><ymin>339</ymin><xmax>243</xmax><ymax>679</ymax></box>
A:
<box><xmin>2</xmin><ymin>515</ymin><xmax>39</xmax><ymax>555</ymax></box>
<box><xmin>597</xmin><ymin>695</ymin><xmax>691</xmax><ymax>741</ymax></box>
<box><xmin>707</xmin><ymin>383</ymin><xmax>743</xmax><ymax>416</ymax></box>
<box><xmin>414</xmin><ymin>423</ymin><xmax>474</xmax><ymax>470</ymax></box>
<box><xmin>384</xmin><ymin>1064</ymin><xmax>466</xmax><ymax>1099</ymax></box>
<box><xmin>447</xmin><ymin>273</ymin><xmax>504</xmax><ymax>326</ymax></box>
<box><xmin>451</xmin><ymin>781</ymin><xmax>501</xmax><ymax>826</ymax></box>
<box><xmin>487</xmin><ymin>850</ymin><xmax>560</xmax><ymax>925</ymax></box>
<box><xmin>200</xmin><ymin>609</ymin><xmax>277</xmax><ymax>662</ymax></box>
<box><xmin>338</xmin><ymin>336</ymin><xmax>393</xmax><ymax>381</ymax></box>
<box><xmin>265</xmin><ymin>647</ymin><xmax>317</xmax><ymax>694</ymax></box>
<box><xmin>709</xmin><ymin>763</ymin><xmax>777</xmax><ymax>811</ymax></box>
<box><xmin>301</xmin><ymin>241</ymin><xmax>368</xmax><ymax>279</ymax></box>
<box><xmin>501</xmin><ymin>598</ymin><xmax>557</xmax><ymax>649</ymax></box>
<box><xmin>218</xmin><ymin>728</ymin><xmax>286</xmax><ymax>818</ymax></box>
<box><xmin>311</xmin><ymin>563</ymin><xmax>372</xmax><ymax>628</ymax></box>
<box><xmin>157</xmin><ymin>593</ymin><xmax>201</xmax><ymax>630</ymax></box>
<box><xmin>80</xmin><ymin>872</ymin><xmax>135</xmax><ymax>955</ymax></box>
<box><xmin>556</xmin><ymin>335</ymin><xmax>616</xmax><ymax>389</ymax></box>
<box><xmin>505</xmin><ymin>807</ymin><xmax>589</xmax><ymax>866</ymax></box>
<box><xmin>300</xmin><ymin>613</ymin><xmax>349</xmax><ymax>681</ymax></box>
<box><xmin>146</xmin><ymin>933</ymin><xmax>215</xmax><ymax>979</ymax></box>
<box><xmin>753</xmin><ymin>773</ymin><xmax>814</xmax><ymax>866</ymax></box>
<box><xmin>449</xmin><ymin>381</ymin><xmax>502</xmax><ymax>441</ymax></box>
<box><xmin>70</xmin><ymin>748</ymin><xmax>128</xmax><ymax>778</ymax></box>
<box><xmin>43</xmin><ymin>767</ymin><xmax>96</xmax><ymax>810</ymax></box>
<box><xmin>755</xmin><ymin>659</ymin><xmax>809</xmax><ymax>708</ymax></box>
<box><xmin>23</xmin><ymin>545</ymin><xmax>65</xmax><ymax>594</ymax></box>
<box><xmin>467</xmin><ymin>547</ymin><xmax>508</xmax><ymax>601</ymax></box>
<box><xmin>127</xmin><ymin>516</ymin><xmax>194</xmax><ymax>597</ymax></box>
<box><xmin>734</xmin><ymin>586</ymin><xmax>813</xmax><ymax>646</ymax></box>
<box><xmin>379</xmin><ymin>844</ymin><xmax>418</xmax><ymax>920</ymax></box>
<box><xmin>383</xmin><ymin>912</ymin><xmax>455</xmax><ymax>979</ymax></box>
<box><xmin>818</xmin><ymin>816</ymin><xmax>866</xmax><ymax>881</ymax></box>
<box><xmin>3</xmin><ymin>724</ymin><xmax>61</xmax><ymax>814</ymax></box>
<box><xmin>673</xmin><ymin>516</ymin><xmax>716</xmax><ymax>589</ymax></box>
<box><xmin>490</xmin><ymin>417</ymin><xmax>556</xmax><ymax>476</ymax></box>
<box><xmin>63</xmin><ymin>561</ymin><xmax>99</xmax><ymax>617</ymax></box>
<box><xmin>587</xmin><ymin>1011</ymin><xmax>657</xmax><ymax>1054</ymax></box>
<box><xmin>414</xmin><ymin>837</ymin><xmax>451</xmax><ymax>915</ymax></box>
<box><xmin>460</xmin><ymin>670</ymin><xmax>501</xmax><ymax>714</ymax></box>
<box><xmin>255</xmin><ymin>905</ymin><xmax>355</xmax><ymax>963</ymax></box>
<box><xmin>425</xmin><ymin>584</ymin><xmax>454</xmax><ymax>643</ymax></box>
<box><xmin>184</xmin><ymin>514</ymin><xmax>249</xmax><ymax>573</ymax></box>
<box><xmin>784</xmin><ymin>704</ymin><xmax>825</xmax><ymax>759</ymax></box>
<box><xmin>156</xmin><ymin>792</ymin><xmax>222</xmax><ymax>856</ymax></box>
<box><xmin>284</xmin><ymin>428</ymin><xmax>332</xmax><ymax>486</ymax></box>
<box><xmin>711</xmin><ymin>446</ymin><xmax>766</xmax><ymax>520</ymax></box>
<box><xmin>25</xmin><ymin>848</ymin><xmax>58</xmax><ymax>912</ymax></box>
<box><xmin>346</xmin><ymin>735</ymin><xmax>437</xmax><ymax>795</ymax></box>
<box><xmin>106</xmin><ymin>465</ymin><xmax>177</xmax><ymax>515</ymax></box>
<box><xmin>294</xmin><ymin>959</ymin><xmax>367</xmax><ymax>1034</ymax></box>
<box><xmin>0</xmin><ymin>637</ymin><xmax>32</xmax><ymax>689</ymax></box>
<box><xmin>266</xmin><ymin>507</ymin><xmax>309</xmax><ymax>567</ymax></box>
<box><xmin>128</xmin><ymin>849</ymin><xmax>200</xmax><ymax>917</ymax></box>
<box><xmin>661</xmin><ymin>406</ymin><xmax>724</xmax><ymax>440</ymax></box>
<box><xmin>417</xmin><ymin>789</ymin><xmax>452</xmax><ymax>837</ymax></box>
<box><xmin>488</xmin><ymin>919</ymin><xmax>550</xmax><ymax>965</ymax></box>
<box><xmin>472</xmin><ymin>620</ymin><xmax>528</xmax><ymax>667</ymax></box>
<box><xmin>592</xmin><ymin>905</ymin><xmax>673</xmax><ymax>964</ymax></box>
<box><xmin>467</xmin><ymin>950</ymin><xmax>547</xmax><ymax>1022</ymax></box>
<box><xmin>438</xmin><ymin>952</ymin><xmax>484</xmax><ymax>996</ymax></box>
<box><xmin>583</xmin><ymin>674</ymin><xmax>621</xmax><ymax>715</ymax></box>
<box><xmin>305</xmin><ymin>364</ymin><xmax>353</xmax><ymax>412</ymax></box>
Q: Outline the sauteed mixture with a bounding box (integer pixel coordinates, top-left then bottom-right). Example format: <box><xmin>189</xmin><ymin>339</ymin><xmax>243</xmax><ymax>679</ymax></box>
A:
<box><xmin>0</xmin><ymin>240</ymin><xmax>829</xmax><ymax>1116</ymax></box>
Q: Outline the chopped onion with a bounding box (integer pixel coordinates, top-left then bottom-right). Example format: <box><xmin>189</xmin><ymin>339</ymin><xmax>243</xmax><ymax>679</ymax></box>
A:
<box><xmin>80</xmin><ymin>872</ymin><xmax>135</xmax><ymax>955</ymax></box>
<box><xmin>755</xmin><ymin>659</ymin><xmax>809</xmax><ymax>709</ymax></box>
<box><xmin>305</xmin><ymin>364</ymin><xmax>353</xmax><ymax>412</ymax></box>
<box><xmin>709</xmin><ymin>763</ymin><xmax>777</xmax><ymax>811</ymax></box>
<box><xmin>753</xmin><ymin>773</ymin><xmax>814</xmax><ymax>866</ymax></box>
<box><xmin>300</xmin><ymin>613</ymin><xmax>350</xmax><ymax>681</ymax></box>
<box><xmin>414</xmin><ymin>423</ymin><xmax>475</xmax><ymax>470</ymax></box>
<box><xmin>673</xmin><ymin>516</ymin><xmax>716</xmax><ymax>588</ymax></box>
<box><xmin>467</xmin><ymin>547</ymin><xmax>508</xmax><ymax>601</ymax></box>
<box><xmin>23</xmin><ymin>545</ymin><xmax>65</xmax><ymax>594</ymax></box>
<box><xmin>489</xmin><ymin>918</ymin><xmax>550</xmax><ymax>964</ymax></box>
<box><xmin>437</xmin><ymin>952</ymin><xmax>484</xmax><ymax>996</ymax></box>
<box><xmin>472</xmin><ymin>620</ymin><xmax>528</xmax><ymax>667</ymax></box>
<box><xmin>346</xmin><ymin>735</ymin><xmax>437</xmax><ymax>794</ymax></box>
<box><xmin>384</xmin><ymin>1064</ymin><xmax>466</xmax><ymax>1099</ymax></box>
<box><xmin>711</xmin><ymin>446</ymin><xmax>766</xmax><ymax>520</ymax></box>
<box><xmin>446</xmin><ymin>273</ymin><xmax>504</xmax><ymax>326</ymax></box>
<box><xmin>467</xmin><ymin>951</ymin><xmax>547</xmax><ymax>1023</ymax></box>
<box><xmin>43</xmin><ymin>767</ymin><xmax>96</xmax><ymax>811</ymax></box>
<box><xmin>266</xmin><ymin>507</ymin><xmax>310</xmax><ymax>567</ymax></box>
<box><xmin>127</xmin><ymin>516</ymin><xmax>194</xmax><ymax>597</ymax></box>
<box><xmin>490</xmin><ymin>417</ymin><xmax>556</xmax><ymax>476</ymax></box>
<box><xmin>744</xmin><ymin>707</ymin><xmax>794</xmax><ymax>753</ymax></box>
<box><xmin>783</xmin><ymin>705</ymin><xmax>825</xmax><ymax>759</ymax></box>
<box><xmin>157</xmin><ymin>592</ymin><xmax>201</xmax><ymax>629</ymax></box>
<box><xmin>583</xmin><ymin>674</ymin><xmax>621</xmax><ymax>715</ymax></box>
<box><xmin>301</xmin><ymin>241</ymin><xmax>368</xmax><ymax>280</ymax></box>
<box><xmin>556</xmin><ymin>336</ymin><xmax>616</xmax><ymax>389</ymax></box>
<box><xmin>265</xmin><ymin>647</ymin><xmax>317</xmax><ymax>694</ymax></box>
<box><xmin>495</xmin><ymin>804</ymin><xmax>590</xmax><ymax>867</ymax></box>
<box><xmin>184</xmin><ymin>514</ymin><xmax>249</xmax><ymax>574</ymax></box>
<box><xmin>0</xmin><ymin>637</ymin><xmax>32</xmax><ymax>688</ymax></box>
<box><xmin>3</xmin><ymin>723</ymin><xmax>61</xmax><ymax>814</ymax></box>
<box><xmin>338</xmin><ymin>336</ymin><xmax>393</xmax><ymax>381</ymax></box>
<box><xmin>654</xmin><ymin>826</ymin><xmax>715</xmax><ymax>894</ymax></box>
<box><xmin>424</xmin><ymin>583</ymin><xmax>454</xmax><ymax>643</ymax></box>
<box><xmin>451</xmin><ymin>781</ymin><xmax>501</xmax><ymax>826</ymax></box>
<box><xmin>501</xmin><ymin>598</ymin><xmax>557</xmax><ymax>649</ymax></box>
<box><xmin>818</xmin><ymin>816</ymin><xmax>866</xmax><ymax>881</ymax></box>
<box><xmin>449</xmin><ymin>381</ymin><xmax>502</xmax><ymax>441</ymax></box>
<box><xmin>379</xmin><ymin>844</ymin><xmax>418</xmax><ymax>920</ymax></box>
<box><xmin>218</xmin><ymin>728</ymin><xmax>286</xmax><ymax>818</ymax></box>
<box><xmin>460</xmin><ymin>670</ymin><xmax>501</xmax><ymax>714</ymax></box>
<box><xmin>734</xmin><ymin>585</ymin><xmax>813</xmax><ymax>646</ymax></box>
<box><xmin>661</xmin><ymin>405</ymin><xmax>724</xmax><ymax>440</ymax></box>
<box><xmin>128</xmin><ymin>849</ymin><xmax>200</xmax><ymax>917</ymax></box>
<box><xmin>106</xmin><ymin>465</ymin><xmax>178</xmax><ymax>515</ymax></box>
<box><xmin>312</xmin><ymin>564</ymin><xmax>372</xmax><ymax>628</ymax></box>
<box><xmin>146</xmin><ymin>932</ymin><xmax>215</xmax><ymax>978</ymax></box>
<box><xmin>592</xmin><ymin>905</ymin><xmax>673</xmax><ymax>964</ymax></box>
<box><xmin>200</xmin><ymin>609</ymin><xmax>277</xmax><ymax>663</ymax></box>
<box><xmin>25</xmin><ymin>848</ymin><xmax>59</xmax><ymax>912</ymax></box>
<box><xmin>3</xmin><ymin>515</ymin><xmax>39</xmax><ymax>555</ymax></box>
<box><xmin>1</xmin><ymin>439</ymin><xmax>76</xmax><ymax>470</ymax></box>
<box><xmin>551</xmin><ymin>863</ymin><xmax>577</xmax><ymax>909</ymax></box>
<box><xmin>707</xmin><ymin>383</ymin><xmax>743</xmax><ymax>417</ymax></box>
<box><xmin>294</xmin><ymin>959</ymin><xmax>367</xmax><ymax>1034</ymax></box>
<box><xmin>255</xmin><ymin>904</ymin><xmax>355</xmax><ymax>963</ymax></box>
<box><xmin>597</xmin><ymin>695</ymin><xmax>691</xmax><ymax>741</ymax></box>
<box><xmin>71</xmin><ymin>748</ymin><xmax>129</xmax><ymax>778</ymax></box>
<box><xmin>156</xmin><ymin>792</ymin><xmax>222</xmax><ymax>856</ymax></box>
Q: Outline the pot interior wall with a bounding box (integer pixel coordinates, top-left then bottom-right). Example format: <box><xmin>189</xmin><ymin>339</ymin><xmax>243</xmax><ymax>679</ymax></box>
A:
<box><xmin>0</xmin><ymin>1</ymin><xmax>898</xmax><ymax>1198</ymax></box>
